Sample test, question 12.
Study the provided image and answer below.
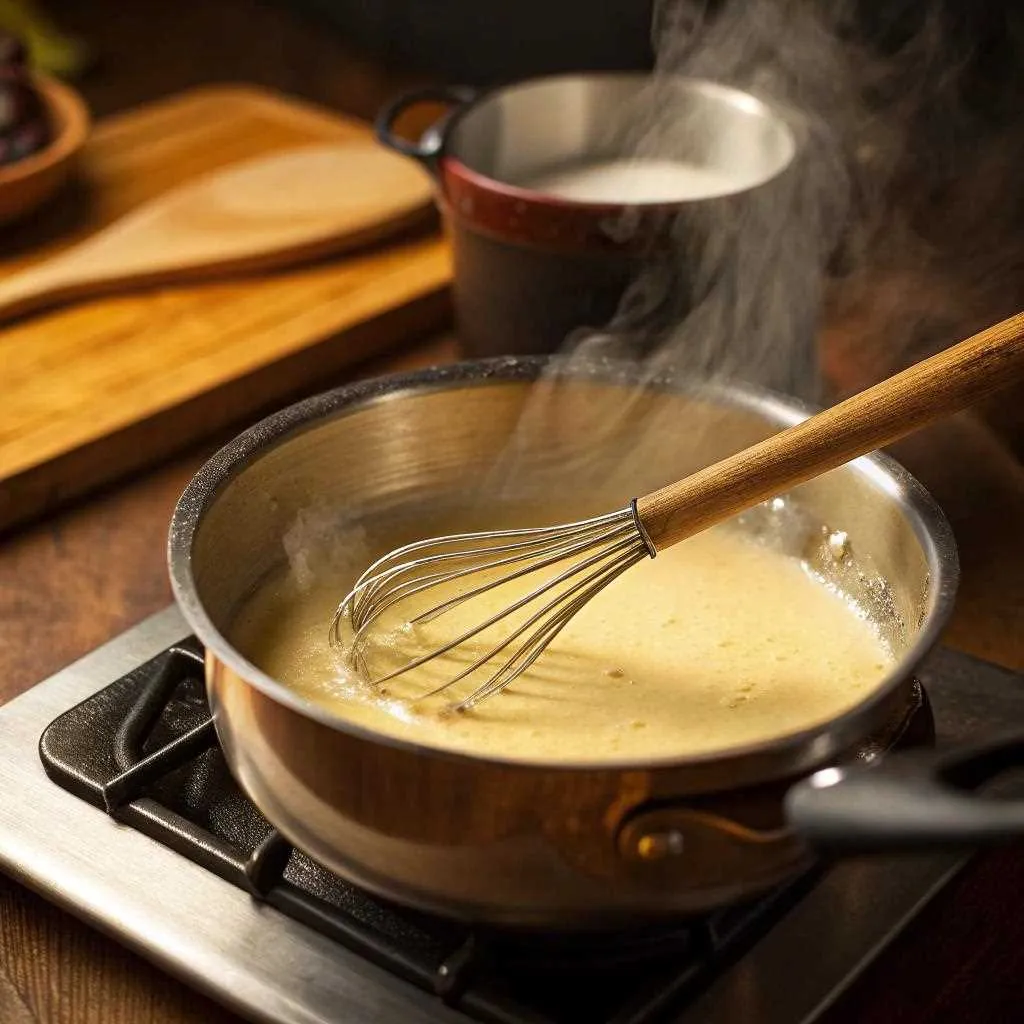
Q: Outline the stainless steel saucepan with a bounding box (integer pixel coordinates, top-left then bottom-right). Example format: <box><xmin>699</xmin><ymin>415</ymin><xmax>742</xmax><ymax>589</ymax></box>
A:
<box><xmin>168</xmin><ymin>357</ymin><xmax>1024</xmax><ymax>929</ymax></box>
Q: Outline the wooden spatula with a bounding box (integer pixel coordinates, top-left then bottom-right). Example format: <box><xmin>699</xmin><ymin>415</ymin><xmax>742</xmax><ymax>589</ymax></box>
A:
<box><xmin>0</xmin><ymin>140</ymin><xmax>436</xmax><ymax>324</ymax></box>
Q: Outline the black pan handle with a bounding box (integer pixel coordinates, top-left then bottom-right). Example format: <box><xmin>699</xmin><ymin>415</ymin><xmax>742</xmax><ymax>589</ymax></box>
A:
<box><xmin>785</xmin><ymin>733</ymin><xmax>1024</xmax><ymax>852</ymax></box>
<box><xmin>375</xmin><ymin>85</ymin><xmax>479</xmax><ymax>175</ymax></box>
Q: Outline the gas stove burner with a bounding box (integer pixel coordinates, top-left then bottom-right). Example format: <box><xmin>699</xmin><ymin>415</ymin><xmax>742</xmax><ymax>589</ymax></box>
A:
<box><xmin>2</xmin><ymin>607</ymin><xmax>1023</xmax><ymax>1024</ymax></box>
<box><xmin>472</xmin><ymin>861</ymin><xmax>818</xmax><ymax>974</ymax></box>
<box><xmin>479</xmin><ymin>921</ymin><xmax>702</xmax><ymax>973</ymax></box>
<box><xmin>35</xmin><ymin>633</ymin><xmax>822</xmax><ymax>1024</ymax></box>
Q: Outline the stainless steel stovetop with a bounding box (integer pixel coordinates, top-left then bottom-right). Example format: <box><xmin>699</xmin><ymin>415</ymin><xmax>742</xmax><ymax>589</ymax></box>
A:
<box><xmin>1</xmin><ymin>606</ymin><xmax>1023</xmax><ymax>1024</ymax></box>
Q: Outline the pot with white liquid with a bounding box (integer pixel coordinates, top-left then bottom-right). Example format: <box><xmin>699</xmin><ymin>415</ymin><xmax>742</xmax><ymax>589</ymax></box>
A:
<box><xmin>166</xmin><ymin>357</ymin><xmax>1024</xmax><ymax>930</ymax></box>
<box><xmin>376</xmin><ymin>74</ymin><xmax>810</xmax><ymax>393</ymax></box>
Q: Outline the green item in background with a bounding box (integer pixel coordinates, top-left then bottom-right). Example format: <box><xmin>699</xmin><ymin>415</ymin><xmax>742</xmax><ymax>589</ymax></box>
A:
<box><xmin>0</xmin><ymin>0</ymin><xmax>90</xmax><ymax>79</ymax></box>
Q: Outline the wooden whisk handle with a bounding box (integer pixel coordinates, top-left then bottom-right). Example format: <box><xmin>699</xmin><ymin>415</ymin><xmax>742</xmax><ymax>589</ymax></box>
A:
<box><xmin>636</xmin><ymin>311</ymin><xmax>1024</xmax><ymax>552</ymax></box>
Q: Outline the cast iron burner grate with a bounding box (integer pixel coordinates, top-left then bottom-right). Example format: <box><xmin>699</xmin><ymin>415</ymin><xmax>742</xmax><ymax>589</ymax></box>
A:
<box><xmin>38</xmin><ymin>639</ymin><xmax>818</xmax><ymax>1024</ymax></box>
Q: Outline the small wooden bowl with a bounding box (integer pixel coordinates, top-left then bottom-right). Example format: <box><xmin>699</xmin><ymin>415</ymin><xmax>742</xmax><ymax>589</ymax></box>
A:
<box><xmin>0</xmin><ymin>74</ymin><xmax>90</xmax><ymax>228</ymax></box>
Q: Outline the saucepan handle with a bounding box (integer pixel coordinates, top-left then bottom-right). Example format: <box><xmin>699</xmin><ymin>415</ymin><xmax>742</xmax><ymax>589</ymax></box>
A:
<box><xmin>375</xmin><ymin>85</ymin><xmax>479</xmax><ymax>175</ymax></box>
<box><xmin>785</xmin><ymin>733</ymin><xmax>1024</xmax><ymax>851</ymax></box>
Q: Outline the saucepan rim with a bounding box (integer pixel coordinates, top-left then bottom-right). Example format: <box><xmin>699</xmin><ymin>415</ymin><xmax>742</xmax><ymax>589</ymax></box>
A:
<box><xmin>167</xmin><ymin>356</ymin><xmax>959</xmax><ymax>774</ymax></box>
<box><xmin>438</xmin><ymin>71</ymin><xmax>800</xmax><ymax>208</ymax></box>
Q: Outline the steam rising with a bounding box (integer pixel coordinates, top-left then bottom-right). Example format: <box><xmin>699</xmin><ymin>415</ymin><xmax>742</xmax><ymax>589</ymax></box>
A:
<box><xmin>615</xmin><ymin>0</ymin><xmax>1021</xmax><ymax>389</ymax></box>
<box><xmin>486</xmin><ymin>0</ymin><xmax>1024</xmax><ymax>498</ymax></box>
<box><xmin>569</xmin><ymin>0</ymin><xmax>855</xmax><ymax>402</ymax></box>
<box><xmin>277</xmin><ymin>1</ymin><xmax>1023</xmax><ymax>584</ymax></box>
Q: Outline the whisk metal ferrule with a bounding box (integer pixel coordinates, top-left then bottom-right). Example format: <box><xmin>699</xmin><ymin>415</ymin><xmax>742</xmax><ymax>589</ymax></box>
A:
<box><xmin>630</xmin><ymin>497</ymin><xmax>657</xmax><ymax>559</ymax></box>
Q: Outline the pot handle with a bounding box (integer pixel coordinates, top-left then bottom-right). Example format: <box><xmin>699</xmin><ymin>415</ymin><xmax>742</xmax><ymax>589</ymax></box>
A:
<box><xmin>785</xmin><ymin>733</ymin><xmax>1024</xmax><ymax>852</ymax></box>
<box><xmin>375</xmin><ymin>85</ymin><xmax>479</xmax><ymax>175</ymax></box>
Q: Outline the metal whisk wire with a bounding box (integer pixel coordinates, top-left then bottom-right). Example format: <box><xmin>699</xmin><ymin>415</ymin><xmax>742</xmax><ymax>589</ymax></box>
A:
<box><xmin>329</xmin><ymin>505</ymin><xmax>653</xmax><ymax>711</ymax></box>
<box><xmin>328</xmin><ymin>309</ymin><xmax>1024</xmax><ymax>710</ymax></box>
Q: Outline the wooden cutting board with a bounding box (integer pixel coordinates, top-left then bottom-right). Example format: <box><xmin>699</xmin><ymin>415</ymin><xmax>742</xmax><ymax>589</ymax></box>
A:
<box><xmin>0</xmin><ymin>85</ymin><xmax>452</xmax><ymax>535</ymax></box>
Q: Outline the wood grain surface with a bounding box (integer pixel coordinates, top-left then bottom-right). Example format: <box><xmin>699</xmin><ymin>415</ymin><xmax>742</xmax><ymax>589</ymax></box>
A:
<box><xmin>2</xmin><ymin>0</ymin><xmax>1023</xmax><ymax>1021</ymax></box>
<box><xmin>0</xmin><ymin>139</ymin><xmax>436</xmax><ymax>322</ymax></box>
<box><xmin>3</xmin><ymin>335</ymin><xmax>1024</xmax><ymax>1024</ymax></box>
<box><xmin>0</xmin><ymin>334</ymin><xmax>457</xmax><ymax>1024</ymax></box>
<box><xmin>0</xmin><ymin>84</ymin><xmax>452</xmax><ymax>536</ymax></box>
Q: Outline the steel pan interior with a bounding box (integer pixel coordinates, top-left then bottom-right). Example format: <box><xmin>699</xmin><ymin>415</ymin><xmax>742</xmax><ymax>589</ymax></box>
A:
<box><xmin>446</xmin><ymin>73</ymin><xmax>798</xmax><ymax>196</ymax></box>
<box><xmin>168</xmin><ymin>358</ymin><xmax>957</xmax><ymax>924</ymax></box>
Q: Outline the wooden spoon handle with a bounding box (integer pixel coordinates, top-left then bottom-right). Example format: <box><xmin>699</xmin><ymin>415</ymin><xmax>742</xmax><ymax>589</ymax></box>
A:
<box><xmin>636</xmin><ymin>311</ymin><xmax>1024</xmax><ymax>552</ymax></box>
<box><xmin>0</xmin><ymin>263</ymin><xmax>83</xmax><ymax>322</ymax></box>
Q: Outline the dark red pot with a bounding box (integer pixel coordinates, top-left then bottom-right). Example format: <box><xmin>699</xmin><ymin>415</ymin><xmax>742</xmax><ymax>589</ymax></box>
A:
<box><xmin>376</xmin><ymin>73</ymin><xmax>800</xmax><ymax>359</ymax></box>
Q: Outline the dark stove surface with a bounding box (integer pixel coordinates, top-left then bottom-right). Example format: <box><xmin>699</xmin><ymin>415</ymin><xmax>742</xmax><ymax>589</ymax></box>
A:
<box><xmin>38</xmin><ymin>637</ymin><xmax>818</xmax><ymax>1024</ymax></box>
<box><xmin>11</xmin><ymin>612</ymin><xmax>1021</xmax><ymax>1024</ymax></box>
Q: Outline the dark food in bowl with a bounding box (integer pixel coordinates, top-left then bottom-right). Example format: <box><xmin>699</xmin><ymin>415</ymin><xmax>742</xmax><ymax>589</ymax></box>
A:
<box><xmin>0</xmin><ymin>32</ymin><xmax>52</xmax><ymax>167</ymax></box>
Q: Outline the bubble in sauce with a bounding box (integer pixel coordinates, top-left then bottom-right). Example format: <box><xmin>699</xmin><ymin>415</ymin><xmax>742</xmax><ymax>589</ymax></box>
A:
<box><xmin>827</xmin><ymin>530</ymin><xmax>851</xmax><ymax>561</ymax></box>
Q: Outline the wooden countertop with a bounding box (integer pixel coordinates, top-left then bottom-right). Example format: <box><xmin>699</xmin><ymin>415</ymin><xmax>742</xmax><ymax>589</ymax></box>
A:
<box><xmin>2</xmin><ymin>323</ymin><xmax>1024</xmax><ymax>1024</ymax></box>
<box><xmin>3</xmin><ymin>1</ymin><xmax>1024</xmax><ymax>1020</ymax></box>
<box><xmin>0</xmin><ymin>336</ymin><xmax>458</xmax><ymax>1024</ymax></box>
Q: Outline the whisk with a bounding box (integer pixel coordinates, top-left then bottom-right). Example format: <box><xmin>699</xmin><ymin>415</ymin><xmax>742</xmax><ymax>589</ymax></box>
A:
<box><xmin>330</xmin><ymin>312</ymin><xmax>1024</xmax><ymax>711</ymax></box>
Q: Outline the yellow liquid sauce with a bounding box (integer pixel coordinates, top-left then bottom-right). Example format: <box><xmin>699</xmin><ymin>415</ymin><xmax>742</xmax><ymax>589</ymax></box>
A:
<box><xmin>231</xmin><ymin>519</ymin><xmax>895</xmax><ymax>764</ymax></box>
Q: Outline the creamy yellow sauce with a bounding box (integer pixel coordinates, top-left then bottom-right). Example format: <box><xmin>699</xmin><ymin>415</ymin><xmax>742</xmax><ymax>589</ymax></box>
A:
<box><xmin>231</xmin><ymin>518</ymin><xmax>894</xmax><ymax>764</ymax></box>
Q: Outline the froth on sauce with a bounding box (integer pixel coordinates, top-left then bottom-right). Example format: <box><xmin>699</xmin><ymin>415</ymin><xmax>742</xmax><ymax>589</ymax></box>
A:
<box><xmin>230</xmin><ymin>522</ymin><xmax>895</xmax><ymax>764</ymax></box>
<box><xmin>518</xmin><ymin>158</ymin><xmax>751</xmax><ymax>203</ymax></box>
